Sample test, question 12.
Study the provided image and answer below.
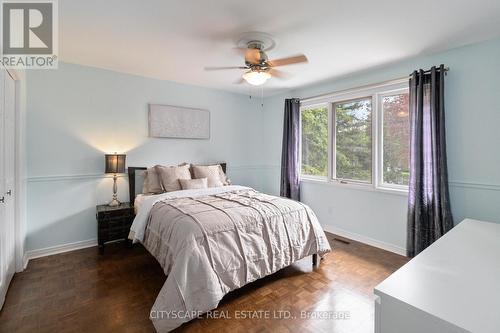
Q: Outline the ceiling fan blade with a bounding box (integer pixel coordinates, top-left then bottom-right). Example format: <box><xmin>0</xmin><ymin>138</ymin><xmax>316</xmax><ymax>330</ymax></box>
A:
<box><xmin>233</xmin><ymin>47</ymin><xmax>261</xmax><ymax>64</ymax></box>
<box><xmin>204</xmin><ymin>66</ymin><xmax>248</xmax><ymax>71</ymax></box>
<box><xmin>269</xmin><ymin>69</ymin><xmax>290</xmax><ymax>79</ymax></box>
<box><xmin>268</xmin><ymin>54</ymin><xmax>308</xmax><ymax>67</ymax></box>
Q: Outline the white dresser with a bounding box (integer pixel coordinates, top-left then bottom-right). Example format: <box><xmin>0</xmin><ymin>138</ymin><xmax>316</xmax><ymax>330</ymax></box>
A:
<box><xmin>374</xmin><ymin>219</ymin><xmax>500</xmax><ymax>333</ymax></box>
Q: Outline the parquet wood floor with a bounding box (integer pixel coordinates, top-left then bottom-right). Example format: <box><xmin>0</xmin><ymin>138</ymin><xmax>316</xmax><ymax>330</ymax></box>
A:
<box><xmin>0</xmin><ymin>233</ymin><xmax>408</xmax><ymax>333</ymax></box>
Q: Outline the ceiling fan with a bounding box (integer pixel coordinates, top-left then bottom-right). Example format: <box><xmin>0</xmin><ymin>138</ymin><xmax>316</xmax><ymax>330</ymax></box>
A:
<box><xmin>205</xmin><ymin>33</ymin><xmax>308</xmax><ymax>86</ymax></box>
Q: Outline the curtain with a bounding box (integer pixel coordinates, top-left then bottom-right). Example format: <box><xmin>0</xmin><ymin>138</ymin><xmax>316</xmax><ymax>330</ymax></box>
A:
<box><xmin>407</xmin><ymin>65</ymin><xmax>454</xmax><ymax>258</ymax></box>
<box><xmin>280</xmin><ymin>98</ymin><xmax>301</xmax><ymax>200</ymax></box>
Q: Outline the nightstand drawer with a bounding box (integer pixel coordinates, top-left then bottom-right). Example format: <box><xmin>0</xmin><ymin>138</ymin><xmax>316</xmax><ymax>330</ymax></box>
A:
<box><xmin>98</xmin><ymin>221</ymin><xmax>132</xmax><ymax>244</ymax></box>
<box><xmin>106</xmin><ymin>229</ymin><xmax>128</xmax><ymax>240</ymax></box>
<box><xmin>102</xmin><ymin>217</ymin><xmax>132</xmax><ymax>229</ymax></box>
<box><xmin>97</xmin><ymin>209</ymin><xmax>133</xmax><ymax>220</ymax></box>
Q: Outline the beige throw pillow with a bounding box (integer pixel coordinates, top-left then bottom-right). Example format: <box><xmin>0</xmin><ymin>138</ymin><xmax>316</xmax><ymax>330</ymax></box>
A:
<box><xmin>155</xmin><ymin>164</ymin><xmax>192</xmax><ymax>192</ymax></box>
<box><xmin>142</xmin><ymin>167</ymin><xmax>163</xmax><ymax>194</ymax></box>
<box><xmin>192</xmin><ymin>164</ymin><xmax>228</xmax><ymax>187</ymax></box>
<box><xmin>179</xmin><ymin>178</ymin><xmax>208</xmax><ymax>190</ymax></box>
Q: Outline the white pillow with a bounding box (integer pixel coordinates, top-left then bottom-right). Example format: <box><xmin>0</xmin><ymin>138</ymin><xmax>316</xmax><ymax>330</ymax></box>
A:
<box><xmin>155</xmin><ymin>164</ymin><xmax>192</xmax><ymax>192</ymax></box>
<box><xmin>179</xmin><ymin>178</ymin><xmax>208</xmax><ymax>190</ymax></box>
<box><xmin>142</xmin><ymin>167</ymin><xmax>163</xmax><ymax>194</ymax></box>
<box><xmin>191</xmin><ymin>164</ymin><xmax>228</xmax><ymax>187</ymax></box>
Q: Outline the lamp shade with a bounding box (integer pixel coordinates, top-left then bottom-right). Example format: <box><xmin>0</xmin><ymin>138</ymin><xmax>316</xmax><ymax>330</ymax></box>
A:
<box><xmin>105</xmin><ymin>154</ymin><xmax>126</xmax><ymax>174</ymax></box>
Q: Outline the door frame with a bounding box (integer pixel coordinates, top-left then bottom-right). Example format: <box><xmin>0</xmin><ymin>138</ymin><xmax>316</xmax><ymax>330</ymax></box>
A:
<box><xmin>4</xmin><ymin>67</ymin><xmax>26</xmax><ymax>273</ymax></box>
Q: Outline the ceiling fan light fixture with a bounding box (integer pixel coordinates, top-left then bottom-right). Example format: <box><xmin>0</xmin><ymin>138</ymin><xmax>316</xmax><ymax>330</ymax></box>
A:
<box><xmin>242</xmin><ymin>70</ymin><xmax>271</xmax><ymax>86</ymax></box>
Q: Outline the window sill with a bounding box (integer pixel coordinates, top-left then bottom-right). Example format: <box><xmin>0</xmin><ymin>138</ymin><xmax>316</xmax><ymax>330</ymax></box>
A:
<box><xmin>300</xmin><ymin>177</ymin><xmax>408</xmax><ymax>197</ymax></box>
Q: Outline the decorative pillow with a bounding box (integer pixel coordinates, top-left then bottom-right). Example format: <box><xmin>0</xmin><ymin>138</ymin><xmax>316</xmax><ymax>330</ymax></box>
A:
<box><xmin>191</xmin><ymin>164</ymin><xmax>228</xmax><ymax>188</ymax></box>
<box><xmin>142</xmin><ymin>167</ymin><xmax>163</xmax><ymax>194</ymax></box>
<box><xmin>179</xmin><ymin>178</ymin><xmax>208</xmax><ymax>190</ymax></box>
<box><xmin>155</xmin><ymin>164</ymin><xmax>192</xmax><ymax>192</ymax></box>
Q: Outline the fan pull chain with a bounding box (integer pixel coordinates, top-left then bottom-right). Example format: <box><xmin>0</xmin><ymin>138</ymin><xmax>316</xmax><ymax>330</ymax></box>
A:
<box><xmin>261</xmin><ymin>86</ymin><xmax>264</xmax><ymax>108</ymax></box>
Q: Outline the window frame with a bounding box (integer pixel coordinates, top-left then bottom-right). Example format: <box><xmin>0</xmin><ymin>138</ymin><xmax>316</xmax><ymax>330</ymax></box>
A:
<box><xmin>299</xmin><ymin>78</ymin><xmax>409</xmax><ymax>195</ymax></box>
<box><xmin>299</xmin><ymin>102</ymin><xmax>330</xmax><ymax>180</ymax></box>
<box><xmin>332</xmin><ymin>95</ymin><xmax>373</xmax><ymax>185</ymax></box>
<box><xmin>376</xmin><ymin>88</ymin><xmax>410</xmax><ymax>192</ymax></box>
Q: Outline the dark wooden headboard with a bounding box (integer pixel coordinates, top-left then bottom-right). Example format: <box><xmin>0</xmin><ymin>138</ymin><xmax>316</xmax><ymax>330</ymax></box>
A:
<box><xmin>128</xmin><ymin>167</ymin><xmax>147</xmax><ymax>205</ymax></box>
<box><xmin>128</xmin><ymin>163</ymin><xmax>227</xmax><ymax>205</ymax></box>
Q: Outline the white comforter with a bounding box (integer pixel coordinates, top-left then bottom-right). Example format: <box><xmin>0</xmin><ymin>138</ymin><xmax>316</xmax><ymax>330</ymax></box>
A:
<box><xmin>130</xmin><ymin>186</ymin><xmax>331</xmax><ymax>332</ymax></box>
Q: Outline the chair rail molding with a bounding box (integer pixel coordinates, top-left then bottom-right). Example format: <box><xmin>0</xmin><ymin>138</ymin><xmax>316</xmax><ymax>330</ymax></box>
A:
<box><xmin>27</xmin><ymin>173</ymin><xmax>128</xmax><ymax>183</ymax></box>
<box><xmin>448</xmin><ymin>180</ymin><xmax>500</xmax><ymax>192</ymax></box>
<box><xmin>27</xmin><ymin>165</ymin><xmax>280</xmax><ymax>183</ymax></box>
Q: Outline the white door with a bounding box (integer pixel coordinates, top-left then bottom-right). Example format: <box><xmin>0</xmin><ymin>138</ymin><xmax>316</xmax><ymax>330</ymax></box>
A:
<box><xmin>0</xmin><ymin>68</ymin><xmax>16</xmax><ymax>309</ymax></box>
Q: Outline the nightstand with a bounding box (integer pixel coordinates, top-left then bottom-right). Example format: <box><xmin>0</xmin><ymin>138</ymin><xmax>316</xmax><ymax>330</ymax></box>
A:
<box><xmin>96</xmin><ymin>202</ymin><xmax>134</xmax><ymax>254</ymax></box>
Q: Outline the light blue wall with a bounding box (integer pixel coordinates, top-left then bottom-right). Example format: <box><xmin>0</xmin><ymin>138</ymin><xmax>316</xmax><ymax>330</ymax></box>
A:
<box><xmin>26</xmin><ymin>62</ymin><xmax>265</xmax><ymax>251</ymax></box>
<box><xmin>262</xmin><ymin>37</ymin><xmax>500</xmax><ymax>252</ymax></box>
<box><xmin>26</xmin><ymin>38</ymin><xmax>500</xmax><ymax>253</ymax></box>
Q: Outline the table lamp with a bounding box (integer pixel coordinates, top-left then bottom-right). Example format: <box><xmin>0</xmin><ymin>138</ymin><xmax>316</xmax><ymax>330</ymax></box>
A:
<box><xmin>105</xmin><ymin>153</ymin><xmax>126</xmax><ymax>207</ymax></box>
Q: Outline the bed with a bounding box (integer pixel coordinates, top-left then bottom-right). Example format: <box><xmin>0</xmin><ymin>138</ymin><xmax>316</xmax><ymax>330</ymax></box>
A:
<box><xmin>127</xmin><ymin>164</ymin><xmax>331</xmax><ymax>332</ymax></box>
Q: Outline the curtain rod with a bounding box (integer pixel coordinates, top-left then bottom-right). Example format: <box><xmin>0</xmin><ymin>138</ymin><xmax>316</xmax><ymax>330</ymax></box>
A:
<box><xmin>300</xmin><ymin>67</ymin><xmax>450</xmax><ymax>103</ymax></box>
<box><xmin>409</xmin><ymin>66</ymin><xmax>449</xmax><ymax>77</ymax></box>
<box><xmin>300</xmin><ymin>77</ymin><xmax>407</xmax><ymax>103</ymax></box>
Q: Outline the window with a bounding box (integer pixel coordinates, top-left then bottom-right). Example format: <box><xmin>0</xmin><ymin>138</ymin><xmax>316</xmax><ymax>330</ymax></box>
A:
<box><xmin>301</xmin><ymin>105</ymin><xmax>328</xmax><ymax>177</ymax></box>
<box><xmin>335</xmin><ymin>97</ymin><xmax>372</xmax><ymax>183</ymax></box>
<box><xmin>381</xmin><ymin>92</ymin><xmax>410</xmax><ymax>186</ymax></box>
<box><xmin>299</xmin><ymin>80</ymin><xmax>410</xmax><ymax>193</ymax></box>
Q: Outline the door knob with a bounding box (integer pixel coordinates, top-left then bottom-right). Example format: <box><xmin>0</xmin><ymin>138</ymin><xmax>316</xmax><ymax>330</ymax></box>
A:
<box><xmin>0</xmin><ymin>197</ymin><xmax>4</xmax><ymax>203</ymax></box>
<box><xmin>6</xmin><ymin>190</ymin><xmax>12</xmax><ymax>196</ymax></box>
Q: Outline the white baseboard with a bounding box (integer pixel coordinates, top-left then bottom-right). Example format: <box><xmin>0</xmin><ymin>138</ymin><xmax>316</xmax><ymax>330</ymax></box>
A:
<box><xmin>24</xmin><ymin>239</ymin><xmax>98</xmax><ymax>267</ymax></box>
<box><xmin>22</xmin><ymin>252</ymin><xmax>28</xmax><ymax>270</ymax></box>
<box><xmin>322</xmin><ymin>224</ymin><xmax>407</xmax><ymax>256</ymax></box>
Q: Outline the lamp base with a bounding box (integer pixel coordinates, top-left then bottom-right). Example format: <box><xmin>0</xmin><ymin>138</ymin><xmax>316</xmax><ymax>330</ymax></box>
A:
<box><xmin>108</xmin><ymin>198</ymin><xmax>121</xmax><ymax>207</ymax></box>
<box><xmin>108</xmin><ymin>174</ymin><xmax>121</xmax><ymax>207</ymax></box>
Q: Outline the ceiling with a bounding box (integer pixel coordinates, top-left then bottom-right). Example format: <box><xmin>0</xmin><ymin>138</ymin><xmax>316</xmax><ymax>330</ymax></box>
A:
<box><xmin>60</xmin><ymin>0</ymin><xmax>500</xmax><ymax>95</ymax></box>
